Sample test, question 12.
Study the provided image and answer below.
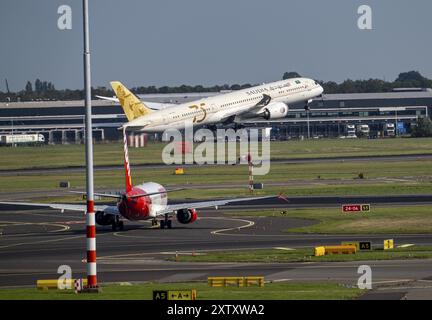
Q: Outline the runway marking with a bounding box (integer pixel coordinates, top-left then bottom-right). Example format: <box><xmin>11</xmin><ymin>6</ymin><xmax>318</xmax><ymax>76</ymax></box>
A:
<box><xmin>418</xmin><ymin>279</ymin><xmax>432</xmax><ymax>283</ymax></box>
<box><xmin>299</xmin><ymin>263</ymin><xmax>432</xmax><ymax>269</ymax></box>
<box><xmin>160</xmin><ymin>251</ymin><xmax>205</xmax><ymax>255</ymax></box>
<box><xmin>110</xmin><ymin>217</ymin><xmax>255</xmax><ymax>239</ymax></box>
<box><xmin>94</xmin><ymin>251</ymin><xmax>164</xmax><ymax>261</ymax></box>
<box><xmin>209</xmin><ymin>217</ymin><xmax>255</xmax><ymax>235</ymax></box>
<box><xmin>273</xmin><ymin>247</ymin><xmax>295</xmax><ymax>251</ymax></box>
<box><xmin>0</xmin><ymin>220</ymin><xmax>70</xmax><ymax>237</ymax></box>
<box><xmin>0</xmin><ymin>234</ymin><xmax>82</xmax><ymax>249</ymax></box>
<box><xmin>203</xmin><ymin>230</ymin><xmax>432</xmax><ymax>239</ymax></box>
<box><xmin>269</xmin><ymin>278</ymin><xmax>292</xmax><ymax>282</ymax></box>
<box><xmin>377</xmin><ymin>286</ymin><xmax>432</xmax><ymax>290</ymax></box>
<box><xmin>96</xmin><ymin>246</ymin><xmax>293</xmax><ymax>261</ymax></box>
<box><xmin>397</xmin><ymin>244</ymin><xmax>415</xmax><ymax>248</ymax></box>
<box><xmin>0</xmin><ymin>210</ymin><xmax>83</xmax><ymax>220</ymax></box>
<box><xmin>372</xmin><ymin>279</ymin><xmax>413</xmax><ymax>285</ymax></box>
<box><xmin>383</xmin><ymin>178</ymin><xmax>414</xmax><ymax>183</ymax></box>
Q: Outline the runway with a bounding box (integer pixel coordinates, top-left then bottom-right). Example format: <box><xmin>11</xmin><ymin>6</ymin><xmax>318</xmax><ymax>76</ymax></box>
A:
<box><xmin>0</xmin><ymin>204</ymin><xmax>431</xmax><ymax>299</ymax></box>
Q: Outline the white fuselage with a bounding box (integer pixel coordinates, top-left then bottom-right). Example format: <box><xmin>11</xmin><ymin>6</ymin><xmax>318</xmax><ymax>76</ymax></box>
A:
<box><xmin>126</xmin><ymin>77</ymin><xmax>323</xmax><ymax>132</ymax></box>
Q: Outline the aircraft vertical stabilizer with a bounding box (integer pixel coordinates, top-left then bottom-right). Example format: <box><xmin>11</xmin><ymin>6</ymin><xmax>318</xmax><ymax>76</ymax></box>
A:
<box><xmin>111</xmin><ymin>81</ymin><xmax>153</xmax><ymax>121</ymax></box>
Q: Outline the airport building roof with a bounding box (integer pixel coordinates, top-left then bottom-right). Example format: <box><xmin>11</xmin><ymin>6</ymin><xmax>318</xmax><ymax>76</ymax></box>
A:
<box><xmin>0</xmin><ymin>99</ymin><xmax>115</xmax><ymax>109</ymax></box>
<box><xmin>321</xmin><ymin>91</ymin><xmax>432</xmax><ymax>101</ymax></box>
<box><xmin>2</xmin><ymin>90</ymin><xmax>432</xmax><ymax>110</ymax></box>
<box><xmin>306</xmin><ymin>91</ymin><xmax>432</xmax><ymax>110</ymax></box>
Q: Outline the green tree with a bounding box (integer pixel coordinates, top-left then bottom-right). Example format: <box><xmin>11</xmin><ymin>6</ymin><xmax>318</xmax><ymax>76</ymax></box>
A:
<box><xmin>282</xmin><ymin>72</ymin><xmax>301</xmax><ymax>80</ymax></box>
<box><xmin>396</xmin><ymin>71</ymin><xmax>425</xmax><ymax>83</ymax></box>
<box><xmin>411</xmin><ymin>116</ymin><xmax>432</xmax><ymax>137</ymax></box>
<box><xmin>35</xmin><ymin>79</ymin><xmax>42</xmax><ymax>93</ymax></box>
<box><xmin>25</xmin><ymin>81</ymin><xmax>33</xmax><ymax>93</ymax></box>
<box><xmin>394</xmin><ymin>71</ymin><xmax>430</xmax><ymax>88</ymax></box>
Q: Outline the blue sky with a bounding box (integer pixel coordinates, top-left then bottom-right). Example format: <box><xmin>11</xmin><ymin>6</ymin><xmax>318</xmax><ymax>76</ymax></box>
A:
<box><xmin>1</xmin><ymin>0</ymin><xmax>431</xmax><ymax>91</ymax></box>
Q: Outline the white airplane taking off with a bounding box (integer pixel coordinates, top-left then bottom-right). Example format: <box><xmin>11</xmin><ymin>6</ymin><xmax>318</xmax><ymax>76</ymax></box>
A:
<box><xmin>100</xmin><ymin>77</ymin><xmax>323</xmax><ymax>132</ymax></box>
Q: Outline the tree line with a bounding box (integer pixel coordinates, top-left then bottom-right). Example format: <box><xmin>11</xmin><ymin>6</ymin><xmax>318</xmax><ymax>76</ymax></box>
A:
<box><xmin>1</xmin><ymin>71</ymin><xmax>431</xmax><ymax>102</ymax></box>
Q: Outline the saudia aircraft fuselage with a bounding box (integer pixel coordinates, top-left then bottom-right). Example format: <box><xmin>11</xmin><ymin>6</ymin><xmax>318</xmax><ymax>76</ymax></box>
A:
<box><xmin>112</xmin><ymin>78</ymin><xmax>323</xmax><ymax>133</ymax></box>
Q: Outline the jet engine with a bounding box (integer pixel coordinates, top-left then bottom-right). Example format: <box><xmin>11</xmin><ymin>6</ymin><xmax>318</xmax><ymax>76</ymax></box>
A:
<box><xmin>261</xmin><ymin>102</ymin><xmax>289</xmax><ymax>120</ymax></box>
<box><xmin>95</xmin><ymin>210</ymin><xmax>116</xmax><ymax>226</ymax></box>
<box><xmin>176</xmin><ymin>208</ymin><xmax>198</xmax><ymax>224</ymax></box>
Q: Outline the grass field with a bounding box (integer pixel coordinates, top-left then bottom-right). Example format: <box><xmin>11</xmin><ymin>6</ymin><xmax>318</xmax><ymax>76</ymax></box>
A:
<box><xmin>1</xmin><ymin>138</ymin><xmax>432</xmax><ymax>170</ymax></box>
<box><xmin>29</xmin><ymin>184</ymin><xmax>431</xmax><ymax>204</ymax></box>
<box><xmin>226</xmin><ymin>205</ymin><xmax>432</xmax><ymax>234</ymax></box>
<box><xmin>0</xmin><ymin>158</ymin><xmax>431</xmax><ymax>197</ymax></box>
<box><xmin>0</xmin><ymin>282</ymin><xmax>362</xmax><ymax>300</ymax></box>
<box><xmin>0</xmin><ymin>138</ymin><xmax>431</xmax><ymax>199</ymax></box>
<box><xmin>171</xmin><ymin>246</ymin><xmax>432</xmax><ymax>263</ymax></box>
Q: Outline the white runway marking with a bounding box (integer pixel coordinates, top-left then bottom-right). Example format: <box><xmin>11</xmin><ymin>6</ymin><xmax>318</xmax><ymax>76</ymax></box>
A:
<box><xmin>397</xmin><ymin>244</ymin><xmax>415</xmax><ymax>248</ymax></box>
<box><xmin>0</xmin><ymin>234</ymin><xmax>82</xmax><ymax>249</ymax></box>
<box><xmin>208</xmin><ymin>217</ymin><xmax>255</xmax><ymax>235</ymax></box>
<box><xmin>269</xmin><ymin>278</ymin><xmax>292</xmax><ymax>282</ymax></box>
<box><xmin>0</xmin><ymin>220</ymin><xmax>70</xmax><ymax>238</ymax></box>
<box><xmin>111</xmin><ymin>216</ymin><xmax>256</xmax><ymax>239</ymax></box>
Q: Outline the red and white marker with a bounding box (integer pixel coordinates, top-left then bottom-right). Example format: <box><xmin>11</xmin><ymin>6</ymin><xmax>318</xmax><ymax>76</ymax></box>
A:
<box><xmin>86</xmin><ymin>200</ymin><xmax>97</xmax><ymax>287</ymax></box>
<box><xmin>248</xmin><ymin>152</ymin><xmax>254</xmax><ymax>193</ymax></box>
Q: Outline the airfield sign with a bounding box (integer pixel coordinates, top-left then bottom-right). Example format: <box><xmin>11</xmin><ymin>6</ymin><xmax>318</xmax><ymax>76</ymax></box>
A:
<box><xmin>153</xmin><ymin>290</ymin><xmax>196</xmax><ymax>300</ymax></box>
<box><xmin>342</xmin><ymin>204</ymin><xmax>371</xmax><ymax>213</ymax></box>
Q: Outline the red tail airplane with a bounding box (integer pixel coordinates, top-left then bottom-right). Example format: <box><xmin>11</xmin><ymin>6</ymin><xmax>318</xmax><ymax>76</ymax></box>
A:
<box><xmin>0</xmin><ymin>129</ymin><xmax>277</xmax><ymax>231</ymax></box>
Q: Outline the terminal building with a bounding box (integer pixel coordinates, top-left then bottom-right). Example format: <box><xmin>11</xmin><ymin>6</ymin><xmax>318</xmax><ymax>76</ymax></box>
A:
<box><xmin>0</xmin><ymin>89</ymin><xmax>431</xmax><ymax>144</ymax></box>
<box><xmin>250</xmin><ymin>90</ymin><xmax>432</xmax><ymax>139</ymax></box>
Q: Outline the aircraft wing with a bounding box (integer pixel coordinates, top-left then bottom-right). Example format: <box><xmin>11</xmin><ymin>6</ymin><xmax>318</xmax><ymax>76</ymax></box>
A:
<box><xmin>0</xmin><ymin>201</ymin><xmax>117</xmax><ymax>215</ymax></box>
<box><xmin>95</xmin><ymin>95</ymin><xmax>176</xmax><ymax>111</ymax></box>
<box><xmin>216</xmin><ymin>94</ymin><xmax>273</xmax><ymax>122</ymax></box>
<box><xmin>238</xmin><ymin>94</ymin><xmax>273</xmax><ymax>117</ymax></box>
<box><xmin>156</xmin><ymin>195</ymin><xmax>280</xmax><ymax>215</ymax></box>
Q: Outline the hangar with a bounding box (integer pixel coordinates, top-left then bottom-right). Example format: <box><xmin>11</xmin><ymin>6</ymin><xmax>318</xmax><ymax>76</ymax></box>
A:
<box><xmin>0</xmin><ymin>89</ymin><xmax>431</xmax><ymax>143</ymax></box>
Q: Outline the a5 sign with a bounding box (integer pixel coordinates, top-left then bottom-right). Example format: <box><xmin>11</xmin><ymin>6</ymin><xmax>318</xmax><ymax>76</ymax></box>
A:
<box><xmin>341</xmin><ymin>204</ymin><xmax>371</xmax><ymax>213</ymax></box>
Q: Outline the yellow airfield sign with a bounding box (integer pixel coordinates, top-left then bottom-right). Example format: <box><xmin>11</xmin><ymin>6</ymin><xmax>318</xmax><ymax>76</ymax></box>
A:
<box><xmin>153</xmin><ymin>289</ymin><xmax>196</xmax><ymax>300</ymax></box>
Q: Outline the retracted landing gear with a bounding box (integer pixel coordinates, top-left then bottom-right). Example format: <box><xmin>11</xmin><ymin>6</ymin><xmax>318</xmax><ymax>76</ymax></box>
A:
<box><xmin>160</xmin><ymin>214</ymin><xmax>172</xmax><ymax>229</ymax></box>
<box><xmin>111</xmin><ymin>216</ymin><xmax>124</xmax><ymax>231</ymax></box>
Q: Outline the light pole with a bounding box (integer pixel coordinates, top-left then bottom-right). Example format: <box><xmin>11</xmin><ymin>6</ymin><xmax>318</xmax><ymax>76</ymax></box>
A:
<box><xmin>82</xmin><ymin>0</ymin><xmax>97</xmax><ymax>290</ymax></box>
